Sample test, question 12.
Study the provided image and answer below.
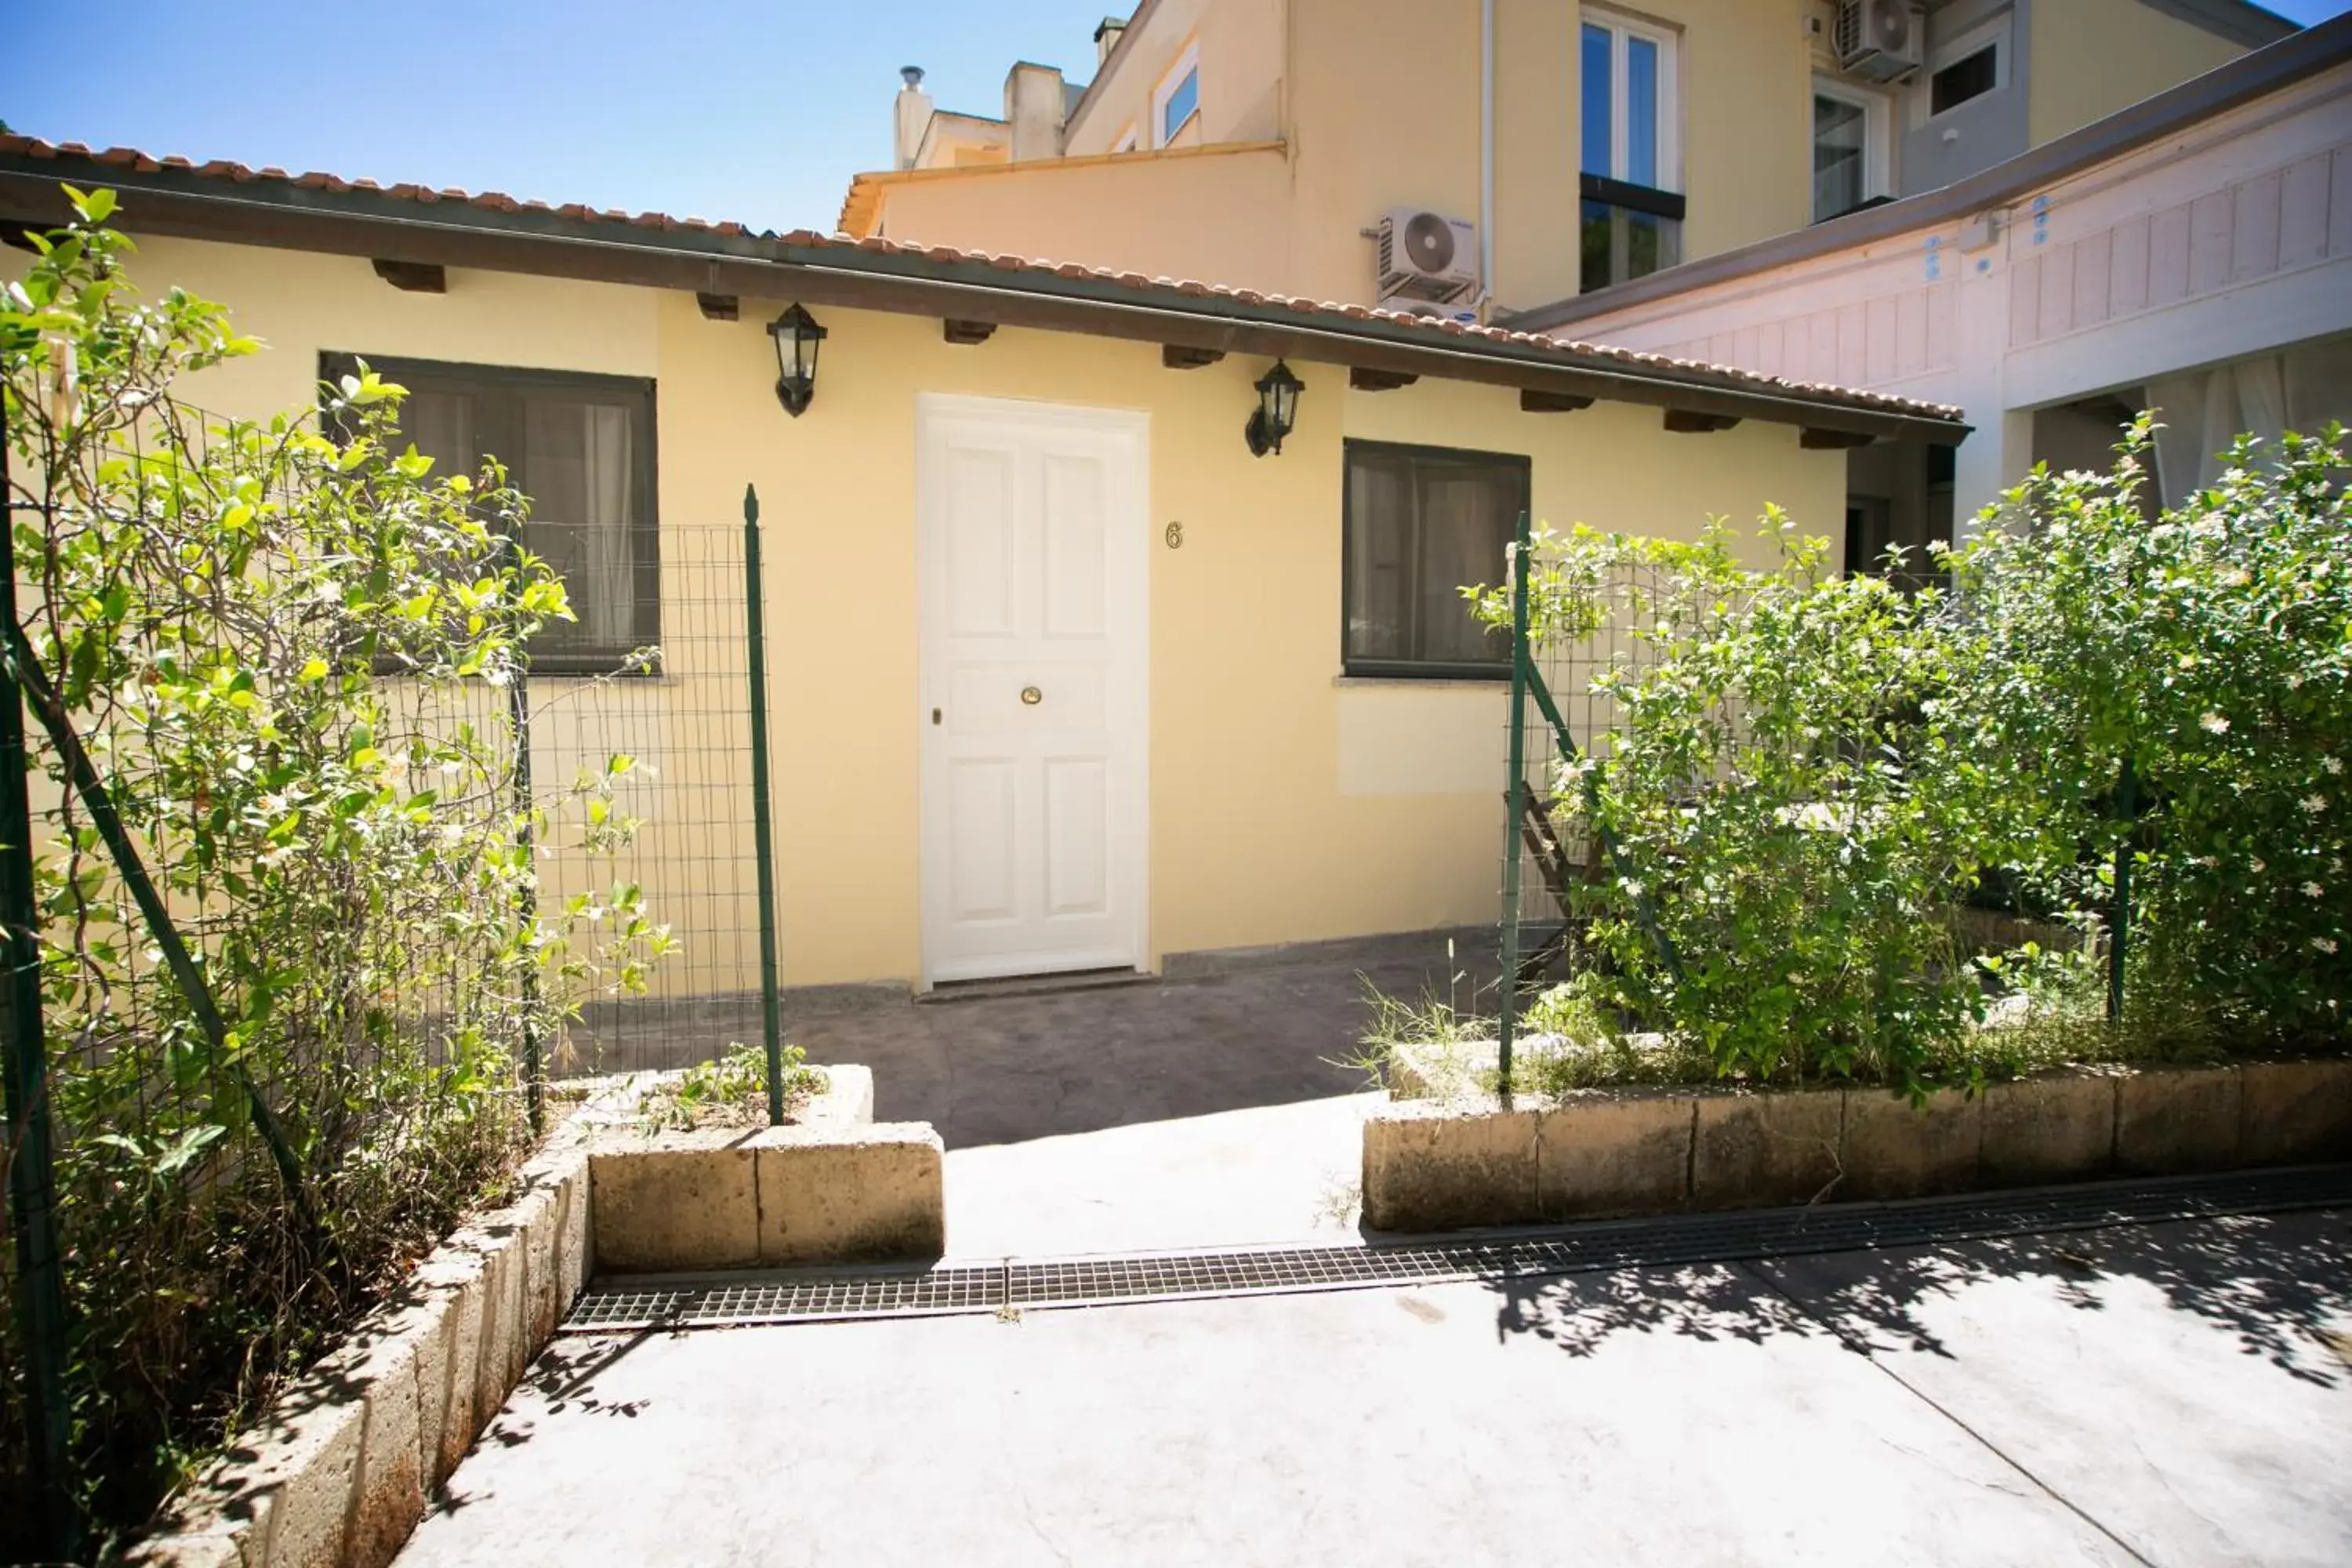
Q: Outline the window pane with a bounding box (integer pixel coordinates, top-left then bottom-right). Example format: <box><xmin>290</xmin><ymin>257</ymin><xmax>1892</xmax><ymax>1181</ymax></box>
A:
<box><xmin>1813</xmin><ymin>93</ymin><xmax>1867</xmax><ymax>222</ymax></box>
<box><xmin>1581</xmin><ymin>24</ymin><xmax>1613</xmax><ymax>178</ymax></box>
<box><xmin>1345</xmin><ymin>454</ymin><xmax>1414</xmax><ymax>662</ymax></box>
<box><xmin>1414</xmin><ymin>470</ymin><xmax>1514</xmax><ymax>666</ymax></box>
<box><xmin>1162</xmin><ymin>66</ymin><xmax>1198</xmax><ymax>141</ymax></box>
<box><xmin>1625</xmin><ymin>34</ymin><xmax>1659</xmax><ymax>189</ymax></box>
<box><xmin>1930</xmin><ymin>45</ymin><xmax>1996</xmax><ymax>114</ymax></box>
<box><xmin>1581</xmin><ymin>198</ymin><xmax>1613</xmax><ymax>293</ymax></box>
<box><xmin>1625</xmin><ymin>210</ymin><xmax>1675</xmax><ymax>281</ymax></box>
<box><xmin>1344</xmin><ymin>444</ymin><xmax>1519</xmax><ymax>673</ymax></box>
<box><xmin>522</xmin><ymin>397</ymin><xmax>640</xmax><ymax>657</ymax></box>
<box><xmin>394</xmin><ymin>385</ymin><xmax>476</xmax><ymax>482</ymax></box>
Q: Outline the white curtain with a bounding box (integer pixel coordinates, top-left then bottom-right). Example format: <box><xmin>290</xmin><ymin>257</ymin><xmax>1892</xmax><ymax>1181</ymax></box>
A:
<box><xmin>580</xmin><ymin>403</ymin><xmax>633</xmax><ymax>645</ymax></box>
<box><xmin>2147</xmin><ymin>337</ymin><xmax>2352</xmax><ymax>508</ymax></box>
<box><xmin>523</xmin><ymin>398</ymin><xmax>636</xmax><ymax>650</ymax></box>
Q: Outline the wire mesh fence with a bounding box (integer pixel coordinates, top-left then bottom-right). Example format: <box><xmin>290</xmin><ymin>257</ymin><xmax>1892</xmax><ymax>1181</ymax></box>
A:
<box><xmin>2</xmin><ymin>385</ymin><xmax>786</xmax><ymax>1553</ymax></box>
<box><xmin>531</xmin><ymin>517</ymin><xmax>779</xmax><ymax>1080</ymax></box>
<box><xmin>1494</xmin><ymin>522</ymin><xmax>1747</xmax><ymax>1086</ymax></box>
<box><xmin>1497</xmin><ymin>539</ymin><xmax>1685</xmax><ymax>1004</ymax></box>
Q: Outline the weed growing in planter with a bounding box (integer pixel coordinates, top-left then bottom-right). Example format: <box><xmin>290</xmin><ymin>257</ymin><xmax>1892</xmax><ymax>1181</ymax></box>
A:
<box><xmin>636</xmin><ymin>1044</ymin><xmax>828</xmax><ymax>1131</ymax></box>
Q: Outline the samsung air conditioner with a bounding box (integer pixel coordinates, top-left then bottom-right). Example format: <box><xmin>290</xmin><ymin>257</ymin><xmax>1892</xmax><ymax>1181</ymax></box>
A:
<box><xmin>1835</xmin><ymin>0</ymin><xmax>1923</xmax><ymax>82</ymax></box>
<box><xmin>1375</xmin><ymin>209</ymin><xmax>1479</xmax><ymax>306</ymax></box>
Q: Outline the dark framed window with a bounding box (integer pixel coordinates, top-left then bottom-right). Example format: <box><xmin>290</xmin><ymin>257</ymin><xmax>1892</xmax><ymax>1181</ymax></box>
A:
<box><xmin>321</xmin><ymin>353</ymin><xmax>659</xmax><ymax>673</ymax></box>
<box><xmin>1929</xmin><ymin>45</ymin><xmax>1998</xmax><ymax>115</ymax></box>
<box><xmin>1342</xmin><ymin>441</ymin><xmax>1528</xmax><ymax>678</ymax></box>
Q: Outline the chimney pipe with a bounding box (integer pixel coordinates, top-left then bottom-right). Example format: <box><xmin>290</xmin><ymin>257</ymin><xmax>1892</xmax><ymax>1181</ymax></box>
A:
<box><xmin>893</xmin><ymin>65</ymin><xmax>935</xmax><ymax>170</ymax></box>
<box><xmin>1094</xmin><ymin>16</ymin><xmax>1127</xmax><ymax>67</ymax></box>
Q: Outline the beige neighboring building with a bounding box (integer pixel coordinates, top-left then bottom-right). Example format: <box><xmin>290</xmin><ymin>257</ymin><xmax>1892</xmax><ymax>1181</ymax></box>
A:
<box><xmin>2</xmin><ymin>136</ymin><xmax>1958</xmax><ymax>996</ymax></box>
<box><xmin>840</xmin><ymin>0</ymin><xmax>2292</xmax><ymax>317</ymax></box>
<box><xmin>1507</xmin><ymin>17</ymin><xmax>2352</xmax><ymax>553</ymax></box>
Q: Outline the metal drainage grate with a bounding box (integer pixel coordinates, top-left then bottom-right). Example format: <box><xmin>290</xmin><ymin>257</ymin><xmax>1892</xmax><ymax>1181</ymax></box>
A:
<box><xmin>562</xmin><ymin>1163</ymin><xmax>2352</xmax><ymax>1334</ymax></box>
<box><xmin>564</xmin><ymin>1262</ymin><xmax>1005</xmax><ymax>1332</ymax></box>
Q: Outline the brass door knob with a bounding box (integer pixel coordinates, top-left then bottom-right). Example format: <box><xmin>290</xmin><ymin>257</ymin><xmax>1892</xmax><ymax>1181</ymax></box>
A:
<box><xmin>1020</xmin><ymin>686</ymin><xmax>1043</xmax><ymax>706</ymax></box>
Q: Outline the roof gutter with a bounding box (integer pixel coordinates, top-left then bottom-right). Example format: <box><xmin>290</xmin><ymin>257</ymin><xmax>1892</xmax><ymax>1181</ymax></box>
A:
<box><xmin>0</xmin><ymin>156</ymin><xmax>1965</xmax><ymax>445</ymax></box>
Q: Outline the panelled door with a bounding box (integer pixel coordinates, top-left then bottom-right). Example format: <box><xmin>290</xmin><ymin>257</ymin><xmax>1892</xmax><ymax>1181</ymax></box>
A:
<box><xmin>916</xmin><ymin>394</ymin><xmax>1149</xmax><ymax>985</ymax></box>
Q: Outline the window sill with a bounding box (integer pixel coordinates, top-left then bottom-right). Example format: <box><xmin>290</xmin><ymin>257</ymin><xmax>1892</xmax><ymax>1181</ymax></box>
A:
<box><xmin>1333</xmin><ymin>673</ymin><xmax>1508</xmax><ymax>691</ymax></box>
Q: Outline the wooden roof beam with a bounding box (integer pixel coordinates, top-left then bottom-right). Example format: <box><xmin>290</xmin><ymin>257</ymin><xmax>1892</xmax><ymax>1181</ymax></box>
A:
<box><xmin>1800</xmin><ymin>426</ymin><xmax>1877</xmax><ymax>449</ymax></box>
<box><xmin>370</xmin><ymin>258</ymin><xmax>445</xmax><ymax>293</ymax></box>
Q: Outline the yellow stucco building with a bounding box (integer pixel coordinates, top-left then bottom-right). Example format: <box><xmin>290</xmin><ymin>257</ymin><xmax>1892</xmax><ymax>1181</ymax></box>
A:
<box><xmin>0</xmin><ymin>137</ymin><xmax>1961</xmax><ymax>1003</ymax></box>
<box><xmin>843</xmin><ymin>0</ymin><xmax>2291</xmax><ymax>317</ymax></box>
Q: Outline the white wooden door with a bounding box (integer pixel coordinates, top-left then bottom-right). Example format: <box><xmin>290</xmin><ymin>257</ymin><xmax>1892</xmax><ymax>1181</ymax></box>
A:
<box><xmin>916</xmin><ymin>394</ymin><xmax>1149</xmax><ymax>985</ymax></box>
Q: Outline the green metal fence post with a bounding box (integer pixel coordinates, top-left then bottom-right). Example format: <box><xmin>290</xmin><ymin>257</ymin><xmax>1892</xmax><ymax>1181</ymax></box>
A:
<box><xmin>508</xmin><ymin>631</ymin><xmax>542</xmax><ymax>1135</ymax></box>
<box><xmin>1496</xmin><ymin>509</ymin><xmax>1533</xmax><ymax>1106</ymax></box>
<box><xmin>742</xmin><ymin>485</ymin><xmax>786</xmax><ymax>1124</ymax></box>
<box><xmin>2107</xmin><ymin>753</ymin><xmax>2137</xmax><ymax>1025</ymax></box>
<box><xmin>1</xmin><ymin>423</ymin><xmax>79</xmax><ymax>1562</ymax></box>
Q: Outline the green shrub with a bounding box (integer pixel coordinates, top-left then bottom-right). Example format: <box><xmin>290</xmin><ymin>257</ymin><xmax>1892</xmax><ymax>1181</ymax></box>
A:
<box><xmin>1472</xmin><ymin>512</ymin><xmax>1987</xmax><ymax>1093</ymax></box>
<box><xmin>1936</xmin><ymin>419</ymin><xmax>2350</xmax><ymax>1046</ymax></box>
<box><xmin>2</xmin><ymin>191</ymin><xmax>668</xmax><ymax>1549</ymax></box>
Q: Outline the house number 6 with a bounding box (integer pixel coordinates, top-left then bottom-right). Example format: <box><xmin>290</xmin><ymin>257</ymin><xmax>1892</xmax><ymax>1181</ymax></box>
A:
<box><xmin>1165</xmin><ymin>521</ymin><xmax>1185</xmax><ymax>550</ymax></box>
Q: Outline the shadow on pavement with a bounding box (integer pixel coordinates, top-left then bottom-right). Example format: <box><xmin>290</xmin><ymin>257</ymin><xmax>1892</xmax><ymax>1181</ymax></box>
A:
<box><xmin>1484</xmin><ymin>1207</ymin><xmax>2352</xmax><ymax>1384</ymax></box>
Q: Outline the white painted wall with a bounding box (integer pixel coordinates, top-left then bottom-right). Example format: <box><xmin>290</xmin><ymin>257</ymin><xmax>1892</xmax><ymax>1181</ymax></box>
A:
<box><xmin>1557</xmin><ymin>61</ymin><xmax>2352</xmax><ymax>524</ymax></box>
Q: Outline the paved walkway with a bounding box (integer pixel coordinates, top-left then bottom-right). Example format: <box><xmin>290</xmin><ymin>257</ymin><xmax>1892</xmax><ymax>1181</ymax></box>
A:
<box><xmin>400</xmin><ymin>1206</ymin><xmax>2352</xmax><ymax>1566</ymax></box>
<box><xmin>787</xmin><ymin>934</ymin><xmax>1484</xmax><ymax>1254</ymax></box>
<box><xmin>788</xmin><ymin>933</ymin><xmax>1483</xmax><ymax>1149</ymax></box>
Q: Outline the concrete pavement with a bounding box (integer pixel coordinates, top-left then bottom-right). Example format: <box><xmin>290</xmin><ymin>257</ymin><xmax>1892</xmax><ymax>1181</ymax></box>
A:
<box><xmin>397</xmin><ymin>1207</ymin><xmax>2352</xmax><ymax>1567</ymax></box>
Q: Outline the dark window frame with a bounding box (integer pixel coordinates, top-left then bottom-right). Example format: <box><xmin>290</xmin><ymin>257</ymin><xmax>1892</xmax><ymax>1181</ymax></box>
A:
<box><xmin>1341</xmin><ymin>437</ymin><xmax>1530</xmax><ymax>681</ymax></box>
<box><xmin>318</xmin><ymin>351</ymin><xmax>661</xmax><ymax>677</ymax></box>
<box><xmin>1929</xmin><ymin>44</ymin><xmax>1999</xmax><ymax>117</ymax></box>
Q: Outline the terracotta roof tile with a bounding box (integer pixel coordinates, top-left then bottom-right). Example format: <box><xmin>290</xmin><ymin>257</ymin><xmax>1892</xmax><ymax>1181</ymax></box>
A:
<box><xmin>0</xmin><ymin>132</ymin><xmax>1966</xmax><ymax>424</ymax></box>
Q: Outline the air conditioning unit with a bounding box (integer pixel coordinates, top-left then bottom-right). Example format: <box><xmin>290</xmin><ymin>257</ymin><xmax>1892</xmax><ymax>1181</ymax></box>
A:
<box><xmin>1835</xmin><ymin>0</ymin><xmax>1922</xmax><ymax>82</ymax></box>
<box><xmin>1375</xmin><ymin>209</ymin><xmax>1479</xmax><ymax>306</ymax></box>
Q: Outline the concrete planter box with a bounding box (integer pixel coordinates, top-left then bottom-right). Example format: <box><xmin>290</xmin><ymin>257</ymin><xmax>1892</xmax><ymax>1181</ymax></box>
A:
<box><xmin>588</xmin><ymin>1122</ymin><xmax>946</xmax><ymax>1272</ymax></box>
<box><xmin>131</xmin><ymin>1061</ymin><xmax>942</xmax><ymax>1568</ymax></box>
<box><xmin>1363</xmin><ymin>1058</ymin><xmax>2352</xmax><ymax>1235</ymax></box>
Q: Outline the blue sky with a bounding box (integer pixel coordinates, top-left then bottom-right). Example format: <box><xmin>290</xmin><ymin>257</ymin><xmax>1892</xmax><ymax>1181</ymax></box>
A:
<box><xmin>5</xmin><ymin>2</ymin><xmax>2347</xmax><ymax>238</ymax></box>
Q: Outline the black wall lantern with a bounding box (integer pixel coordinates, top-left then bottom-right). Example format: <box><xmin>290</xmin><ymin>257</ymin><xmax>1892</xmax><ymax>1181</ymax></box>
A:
<box><xmin>1245</xmin><ymin>360</ymin><xmax>1304</xmax><ymax>456</ymax></box>
<box><xmin>768</xmin><ymin>303</ymin><xmax>826</xmax><ymax>416</ymax></box>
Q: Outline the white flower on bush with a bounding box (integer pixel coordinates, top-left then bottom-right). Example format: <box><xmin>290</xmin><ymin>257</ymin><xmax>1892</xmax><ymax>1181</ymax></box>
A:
<box><xmin>2305</xmin><ymin>882</ymin><xmax>2326</xmax><ymax>898</ymax></box>
<box><xmin>2314</xmin><ymin>937</ymin><xmax>2339</xmax><ymax>956</ymax></box>
<box><xmin>2198</xmin><ymin>712</ymin><xmax>2230</xmax><ymax>735</ymax></box>
<box><xmin>2304</xmin><ymin>795</ymin><xmax>2330</xmax><ymax>815</ymax></box>
<box><xmin>2325</xmin><ymin>756</ymin><xmax>2344</xmax><ymax>776</ymax></box>
<box><xmin>2251</xmin><ymin>858</ymin><xmax>2267</xmax><ymax>874</ymax></box>
<box><xmin>1777</xmin><ymin>800</ymin><xmax>1853</xmax><ymax>833</ymax></box>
